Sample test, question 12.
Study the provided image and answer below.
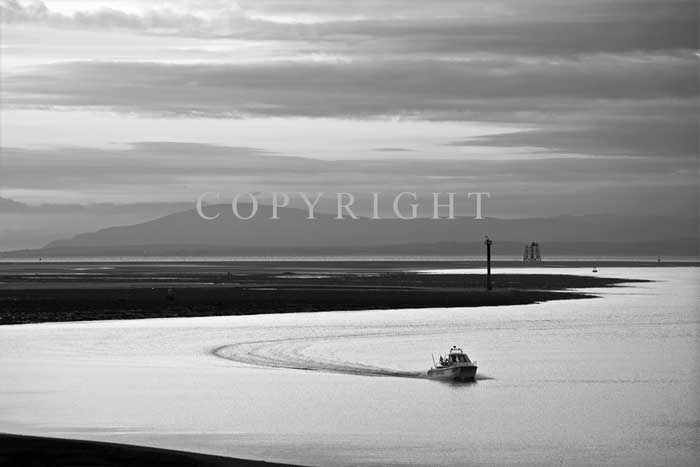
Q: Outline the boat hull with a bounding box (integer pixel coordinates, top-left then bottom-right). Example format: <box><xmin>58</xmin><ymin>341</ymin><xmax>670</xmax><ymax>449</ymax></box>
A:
<box><xmin>427</xmin><ymin>364</ymin><xmax>477</xmax><ymax>382</ymax></box>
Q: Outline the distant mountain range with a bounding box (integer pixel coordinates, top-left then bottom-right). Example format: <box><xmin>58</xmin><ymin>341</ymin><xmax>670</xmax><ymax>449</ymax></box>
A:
<box><xmin>0</xmin><ymin>197</ymin><xmax>192</xmax><ymax>251</ymax></box>
<box><xmin>1</xmin><ymin>204</ymin><xmax>696</xmax><ymax>258</ymax></box>
<box><xmin>0</xmin><ymin>196</ymin><xmax>191</xmax><ymax>215</ymax></box>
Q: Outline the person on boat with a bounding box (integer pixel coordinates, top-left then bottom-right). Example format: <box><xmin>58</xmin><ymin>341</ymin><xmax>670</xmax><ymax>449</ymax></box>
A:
<box><xmin>439</xmin><ymin>356</ymin><xmax>445</xmax><ymax>366</ymax></box>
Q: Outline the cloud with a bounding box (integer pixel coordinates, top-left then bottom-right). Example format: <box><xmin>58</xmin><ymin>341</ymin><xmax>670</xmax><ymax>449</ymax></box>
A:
<box><xmin>323</xmin><ymin>16</ymin><xmax>697</xmax><ymax>56</ymax></box>
<box><xmin>3</xmin><ymin>141</ymin><xmax>695</xmax><ymax>192</ymax></box>
<box><xmin>451</xmin><ymin>103</ymin><xmax>699</xmax><ymax>158</ymax></box>
<box><xmin>2</xmin><ymin>140</ymin><xmax>696</xmax><ymax>220</ymax></box>
<box><xmin>0</xmin><ymin>0</ymin><xmax>252</xmax><ymax>36</ymax></box>
<box><xmin>2</xmin><ymin>0</ymin><xmax>696</xmax><ymax>54</ymax></box>
<box><xmin>3</xmin><ymin>54</ymin><xmax>696</xmax><ymax>118</ymax></box>
<box><xmin>373</xmin><ymin>148</ymin><xmax>415</xmax><ymax>153</ymax></box>
<box><xmin>1</xmin><ymin>142</ymin><xmax>320</xmax><ymax>182</ymax></box>
<box><xmin>1</xmin><ymin>0</ymin><xmax>697</xmax><ymax>215</ymax></box>
<box><xmin>3</xmin><ymin>50</ymin><xmax>695</xmax><ymax>159</ymax></box>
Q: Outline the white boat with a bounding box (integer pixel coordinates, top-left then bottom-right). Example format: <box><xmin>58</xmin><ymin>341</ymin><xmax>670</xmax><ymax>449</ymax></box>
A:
<box><xmin>427</xmin><ymin>346</ymin><xmax>477</xmax><ymax>382</ymax></box>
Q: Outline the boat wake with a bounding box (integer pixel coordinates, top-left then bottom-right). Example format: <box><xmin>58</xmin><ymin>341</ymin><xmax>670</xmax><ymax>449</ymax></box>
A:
<box><xmin>212</xmin><ymin>337</ymin><xmax>426</xmax><ymax>379</ymax></box>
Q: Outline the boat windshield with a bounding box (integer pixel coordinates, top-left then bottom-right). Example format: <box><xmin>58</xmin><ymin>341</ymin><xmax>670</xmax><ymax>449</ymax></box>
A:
<box><xmin>450</xmin><ymin>354</ymin><xmax>470</xmax><ymax>363</ymax></box>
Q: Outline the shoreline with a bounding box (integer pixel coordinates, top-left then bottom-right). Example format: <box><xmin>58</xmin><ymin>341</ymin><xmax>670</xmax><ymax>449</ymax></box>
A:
<box><xmin>0</xmin><ymin>265</ymin><xmax>647</xmax><ymax>325</ymax></box>
<box><xmin>0</xmin><ymin>433</ymin><xmax>306</xmax><ymax>467</ymax></box>
<box><xmin>0</xmin><ymin>259</ymin><xmax>697</xmax><ymax>266</ymax></box>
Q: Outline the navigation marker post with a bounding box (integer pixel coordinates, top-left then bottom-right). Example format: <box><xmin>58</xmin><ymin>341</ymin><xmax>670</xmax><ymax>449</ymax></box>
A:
<box><xmin>485</xmin><ymin>236</ymin><xmax>493</xmax><ymax>291</ymax></box>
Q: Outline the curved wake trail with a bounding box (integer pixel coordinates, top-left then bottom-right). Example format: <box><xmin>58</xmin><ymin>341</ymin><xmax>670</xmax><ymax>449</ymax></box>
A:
<box><xmin>212</xmin><ymin>337</ymin><xmax>426</xmax><ymax>379</ymax></box>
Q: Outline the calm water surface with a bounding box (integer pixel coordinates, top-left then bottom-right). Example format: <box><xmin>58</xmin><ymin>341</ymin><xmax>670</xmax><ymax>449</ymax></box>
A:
<box><xmin>0</xmin><ymin>267</ymin><xmax>698</xmax><ymax>466</ymax></box>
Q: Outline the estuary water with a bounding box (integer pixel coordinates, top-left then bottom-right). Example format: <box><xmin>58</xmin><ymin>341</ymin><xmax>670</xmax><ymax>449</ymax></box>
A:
<box><xmin>0</xmin><ymin>267</ymin><xmax>698</xmax><ymax>466</ymax></box>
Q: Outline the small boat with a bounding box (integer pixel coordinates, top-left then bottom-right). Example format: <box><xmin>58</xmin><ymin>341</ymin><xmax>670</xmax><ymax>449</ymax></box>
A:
<box><xmin>592</xmin><ymin>266</ymin><xmax>598</xmax><ymax>272</ymax></box>
<box><xmin>427</xmin><ymin>346</ymin><xmax>477</xmax><ymax>382</ymax></box>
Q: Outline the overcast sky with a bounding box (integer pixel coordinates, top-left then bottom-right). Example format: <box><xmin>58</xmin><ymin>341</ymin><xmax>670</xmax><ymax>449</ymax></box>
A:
<box><xmin>0</xmin><ymin>0</ymin><xmax>697</xmax><ymax>218</ymax></box>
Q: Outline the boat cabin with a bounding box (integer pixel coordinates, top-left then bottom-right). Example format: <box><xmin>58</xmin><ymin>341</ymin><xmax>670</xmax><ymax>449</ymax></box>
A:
<box><xmin>448</xmin><ymin>347</ymin><xmax>472</xmax><ymax>363</ymax></box>
<box><xmin>438</xmin><ymin>346</ymin><xmax>473</xmax><ymax>366</ymax></box>
<box><xmin>447</xmin><ymin>352</ymin><xmax>471</xmax><ymax>364</ymax></box>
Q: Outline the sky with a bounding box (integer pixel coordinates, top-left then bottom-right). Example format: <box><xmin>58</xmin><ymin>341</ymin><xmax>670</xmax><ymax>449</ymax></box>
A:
<box><xmin>0</xmin><ymin>0</ymin><xmax>698</xmax><ymax>220</ymax></box>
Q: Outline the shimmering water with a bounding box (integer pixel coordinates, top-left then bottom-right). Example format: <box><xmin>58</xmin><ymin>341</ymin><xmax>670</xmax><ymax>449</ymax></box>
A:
<box><xmin>0</xmin><ymin>267</ymin><xmax>698</xmax><ymax>466</ymax></box>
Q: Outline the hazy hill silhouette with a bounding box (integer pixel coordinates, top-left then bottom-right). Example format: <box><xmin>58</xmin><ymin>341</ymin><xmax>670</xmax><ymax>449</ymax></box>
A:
<box><xmin>4</xmin><ymin>204</ymin><xmax>697</xmax><ymax>257</ymax></box>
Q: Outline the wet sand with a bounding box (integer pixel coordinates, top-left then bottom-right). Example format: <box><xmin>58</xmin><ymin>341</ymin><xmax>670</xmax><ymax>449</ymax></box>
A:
<box><xmin>0</xmin><ymin>433</ymin><xmax>304</xmax><ymax>467</ymax></box>
<box><xmin>0</xmin><ymin>261</ymin><xmax>646</xmax><ymax>325</ymax></box>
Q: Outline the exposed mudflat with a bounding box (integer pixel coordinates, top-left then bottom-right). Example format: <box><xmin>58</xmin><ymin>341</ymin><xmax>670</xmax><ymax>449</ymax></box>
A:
<box><xmin>0</xmin><ymin>262</ymin><xmax>646</xmax><ymax>325</ymax></box>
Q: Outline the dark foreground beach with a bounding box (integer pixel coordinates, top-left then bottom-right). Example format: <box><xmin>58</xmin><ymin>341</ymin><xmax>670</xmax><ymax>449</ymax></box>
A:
<box><xmin>0</xmin><ymin>433</ymin><xmax>303</xmax><ymax>467</ymax></box>
<box><xmin>0</xmin><ymin>261</ymin><xmax>648</xmax><ymax>325</ymax></box>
